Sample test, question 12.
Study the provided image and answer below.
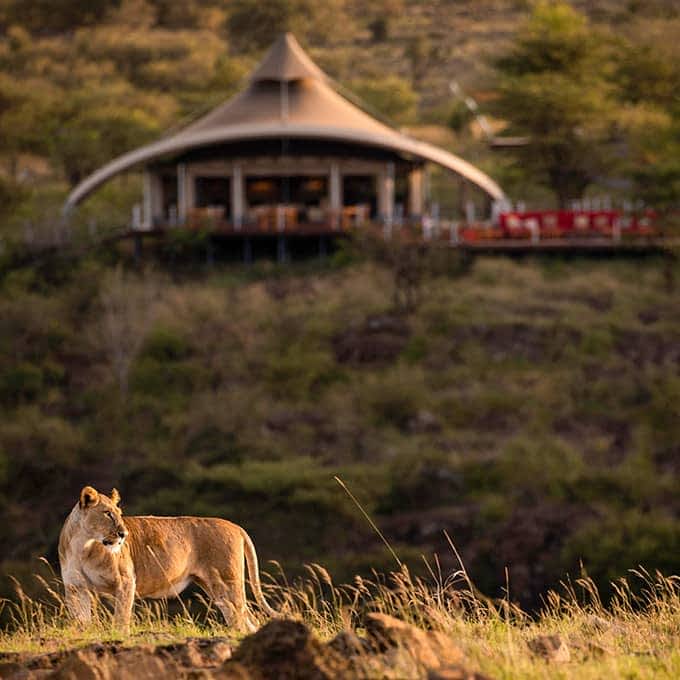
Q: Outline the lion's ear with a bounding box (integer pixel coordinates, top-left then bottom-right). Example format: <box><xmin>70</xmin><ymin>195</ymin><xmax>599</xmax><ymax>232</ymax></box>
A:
<box><xmin>79</xmin><ymin>486</ymin><xmax>99</xmax><ymax>509</ymax></box>
<box><xmin>111</xmin><ymin>488</ymin><xmax>121</xmax><ymax>506</ymax></box>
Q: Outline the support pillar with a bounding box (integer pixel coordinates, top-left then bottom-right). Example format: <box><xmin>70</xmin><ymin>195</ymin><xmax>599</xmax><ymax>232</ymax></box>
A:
<box><xmin>243</xmin><ymin>237</ymin><xmax>252</xmax><ymax>264</ymax></box>
<box><xmin>379</xmin><ymin>162</ymin><xmax>395</xmax><ymax>232</ymax></box>
<box><xmin>143</xmin><ymin>172</ymin><xmax>152</xmax><ymax>230</ymax></box>
<box><xmin>143</xmin><ymin>171</ymin><xmax>163</xmax><ymax>229</ymax></box>
<box><xmin>329</xmin><ymin>162</ymin><xmax>341</xmax><ymax>229</ymax></box>
<box><xmin>232</xmin><ymin>163</ymin><xmax>244</xmax><ymax>229</ymax></box>
<box><xmin>134</xmin><ymin>233</ymin><xmax>143</xmax><ymax>262</ymax></box>
<box><xmin>177</xmin><ymin>163</ymin><xmax>187</xmax><ymax>224</ymax></box>
<box><xmin>277</xmin><ymin>235</ymin><xmax>287</xmax><ymax>263</ymax></box>
<box><xmin>408</xmin><ymin>167</ymin><xmax>424</xmax><ymax>218</ymax></box>
<box><xmin>206</xmin><ymin>237</ymin><xmax>214</xmax><ymax>268</ymax></box>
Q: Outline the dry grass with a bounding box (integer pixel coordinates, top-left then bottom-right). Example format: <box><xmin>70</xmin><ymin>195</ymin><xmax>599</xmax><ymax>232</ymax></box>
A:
<box><xmin>1</xmin><ymin>556</ymin><xmax>678</xmax><ymax>678</ymax></box>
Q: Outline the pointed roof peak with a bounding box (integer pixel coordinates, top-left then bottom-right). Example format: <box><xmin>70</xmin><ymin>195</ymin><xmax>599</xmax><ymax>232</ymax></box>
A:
<box><xmin>249</xmin><ymin>32</ymin><xmax>326</xmax><ymax>83</ymax></box>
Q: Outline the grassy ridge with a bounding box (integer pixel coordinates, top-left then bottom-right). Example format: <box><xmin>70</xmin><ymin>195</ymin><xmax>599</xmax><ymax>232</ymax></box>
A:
<box><xmin>0</xmin><ymin>249</ymin><xmax>678</xmax><ymax>609</ymax></box>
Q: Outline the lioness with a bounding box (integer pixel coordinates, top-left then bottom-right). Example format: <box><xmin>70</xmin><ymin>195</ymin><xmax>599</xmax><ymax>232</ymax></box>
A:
<box><xmin>59</xmin><ymin>486</ymin><xmax>275</xmax><ymax>632</ymax></box>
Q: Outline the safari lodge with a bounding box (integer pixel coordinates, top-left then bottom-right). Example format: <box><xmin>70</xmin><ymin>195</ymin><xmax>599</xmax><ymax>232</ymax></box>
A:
<box><xmin>64</xmin><ymin>33</ymin><xmax>505</xmax><ymax>253</ymax></box>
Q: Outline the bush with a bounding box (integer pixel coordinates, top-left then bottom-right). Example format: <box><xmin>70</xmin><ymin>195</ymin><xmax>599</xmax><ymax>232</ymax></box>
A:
<box><xmin>0</xmin><ymin>363</ymin><xmax>43</xmax><ymax>404</ymax></box>
<box><xmin>382</xmin><ymin>451</ymin><xmax>462</xmax><ymax>512</ymax></box>
<box><xmin>350</xmin><ymin>76</ymin><xmax>419</xmax><ymax>124</ymax></box>
<box><xmin>361</xmin><ymin>367</ymin><xmax>428</xmax><ymax>430</ymax></box>
<box><xmin>261</xmin><ymin>344</ymin><xmax>341</xmax><ymax>400</ymax></box>
<box><xmin>130</xmin><ymin>357</ymin><xmax>206</xmax><ymax>400</ymax></box>
<box><xmin>498</xmin><ymin>435</ymin><xmax>585</xmax><ymax>500</ymax></box>
<box><xmin>562</xmin><ymin>510</ymin><xmax>680</xmax><ymax>587</ymax></box>
<box><xmin>141</xmin><ymin>326</ymin><xmax>192</xmax><ymax>362</ymax></box>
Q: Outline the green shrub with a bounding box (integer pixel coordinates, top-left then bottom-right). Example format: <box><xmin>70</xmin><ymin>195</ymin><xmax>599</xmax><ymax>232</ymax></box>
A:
<box><xmin>361</xmin><ymin>367</ymin><xmax>428</xmax><ymax>430</ymax></box>
<box><xmin>381</xmin><ymin>451</ymin><xmax>462</xmax><ymax>512</ymax></box>
<box><xmin>262</xmin><ymin>344</ymin><xmax>341</xmax><ymax>400</ymax></box>
<box><xmin>401</xmin><ymin>335</ymin><xmax>428</xmax><ymax>363</ymax></box>
<box><xmin>562</xmin><ymin>510</ymin><xmax>680</xmax><ymax>587</ymax></box>
<box><xmin>0</xmin><ymin>363</ymin><xmax>43</xmax><ymax>404</ymax></box>
<box><xmin>141</xmin><ymin>326</ymin><xmax>192</xmax><ymax>362</ymax></box>
<box><xmin>130</xmin><ymin>357</ymin><xmax>206</xmax><ymax>400</ymax></box>
<box><xmin>184</xmin><ymin>426</ymin><xmax>245</xmax><ymax>465</ymax></box>
<box><xmin>498</xmin><ymin>435</ymin><xmax>585</xmax><ymax>500</ymax></box>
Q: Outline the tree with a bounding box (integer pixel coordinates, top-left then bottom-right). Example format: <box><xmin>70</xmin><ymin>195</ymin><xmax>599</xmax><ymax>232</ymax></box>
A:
<box><xmin>491</xmin><ymin>2</ymin><xmax>618</xmax><ymax>206</ymax></box>
<box><xmin>226</xmin><ymin>0</ymin><xmax>348</xmax><ymax>51</ymax></box>
<box><xmin>99</xmin><ymin>267</ymin><xmax>161</xmax><ymax>397</ymax></box>
<box><xmin>350</xmin><ymin>75</ymin><xmax>419</xmax><ymax>125</ymax></box>
<box><xmin>613</xmin><ymin>39</ymin><xmax>680</xmax><ymax>210</ymax></box>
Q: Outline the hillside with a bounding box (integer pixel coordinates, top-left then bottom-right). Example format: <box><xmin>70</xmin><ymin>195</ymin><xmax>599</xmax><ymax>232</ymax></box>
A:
<box><xmin>0</xmin><ymin>247</ymin><xmax>678</xmax><ymax>610</ymax></box>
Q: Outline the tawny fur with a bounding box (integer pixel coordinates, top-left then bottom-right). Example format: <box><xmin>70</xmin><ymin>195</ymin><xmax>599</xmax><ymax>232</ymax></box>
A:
<box><xmin>58</xmin><ymin>486</ymin><xmax>274</xmax><ymax>632</ymax></box>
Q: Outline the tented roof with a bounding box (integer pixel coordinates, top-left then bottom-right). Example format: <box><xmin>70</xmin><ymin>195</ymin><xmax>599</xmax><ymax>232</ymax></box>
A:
<box><xmin>65</xmin><ymin>33</ymin><xmax>505</xmax><ymax>209</ymax></box>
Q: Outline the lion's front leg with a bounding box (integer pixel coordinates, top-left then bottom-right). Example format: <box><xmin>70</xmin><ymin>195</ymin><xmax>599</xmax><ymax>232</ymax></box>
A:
<box><xmin>64</xmin><ymin>581</ymin><xmax>94</xmax><ymax>626</ymax></box>
<box><xmin>114</xmin><ymin>574</ymin><xmax>135</xmax><ymax>632</ymax></box>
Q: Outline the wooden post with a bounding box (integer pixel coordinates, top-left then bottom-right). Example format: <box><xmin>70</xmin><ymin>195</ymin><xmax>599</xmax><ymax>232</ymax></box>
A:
<box><xmin>277</xmin><ymin>235</ymin><xmax>288</xmax><ymax>263</ymax></box>
<box><xmin>408</xmin><ymin>167</ymin><xmax>424</xmax><ymax>218</ymax></box>
<box><xmin>134</xmin><ymin>233</ymin><xmax>143</xmax><ymax>263</ymax></box>
<box><xmin>178</xmin><ymin>163</ymin><xmax>187</xmax><ymax>223</ymax></box>
<box><xmin>329</xmin><ymin>162</ymin><xmax>341</xmax><ymax>229</ymax></box>
<box><xmin>379</xmin><ymin>161</ymin><xmax>395</xmax><ymax>228</ymax></box>
<box><xmin>144</xmin><ymin>171</ymin><xmax>163</xmax><ymax>229</ymax></box>
<box><xmin>232</xmin><ymin>163</ymin><xmax>244</xmax><ymax>230</ymax></box>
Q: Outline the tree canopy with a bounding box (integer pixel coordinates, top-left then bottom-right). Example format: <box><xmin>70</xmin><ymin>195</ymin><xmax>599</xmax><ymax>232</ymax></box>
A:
<box><xmin>491</xmin><ymin>1</ymin><xmax>679</xmax><ymax>208</ymax></box>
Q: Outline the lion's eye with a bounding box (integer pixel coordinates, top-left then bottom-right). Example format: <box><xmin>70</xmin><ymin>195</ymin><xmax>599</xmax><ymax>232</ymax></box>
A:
<box><xmin>106</xmin><ymin>511</ymin><xmax>113</xmax><ymax>519</ymax></box>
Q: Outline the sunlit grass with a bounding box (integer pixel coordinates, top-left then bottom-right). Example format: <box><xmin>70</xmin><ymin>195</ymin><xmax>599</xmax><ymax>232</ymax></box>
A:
<box><xmin>1</xmin><ymin>559</ymin><xmax>679</xmax><ymax>679</ymax></box>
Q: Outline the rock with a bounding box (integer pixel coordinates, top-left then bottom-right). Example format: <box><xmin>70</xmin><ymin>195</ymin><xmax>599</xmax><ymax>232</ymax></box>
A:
<box><xmin>428</xmin><ymin>667</ymin><xmax>493</xmax><ymax>680</ymax></box>
<box><xmin>0</xmin><ymin>661</ymin><xmax>27</xmax><ymax>680</ymax></box>
<box><xmin>408</xmin><ymin>409</ymin><xmax>441</xmax><ymax>434</ymax></box>
<box><xmin>50</xmin><ymin>645</ymin><xmax>179</xmax><ymax>680</ymax></box>
<box><xmin>527</xmin><ymin>634</ymin><xmax>570</xmax><ymax>663</ymax></box>
<box><xmin>365</xmin><ymin>613</ymin><xmax>465</xmax><ymax>670</ymax></box>
<box><xmin>327</xmin><ymin>630</ymin><xmax>371</xmax><ymax>657</ymax></box>
<box><xmin>333</xmin><ymin>315</ymin><xmax>410</xmax><ymax>365</ymax></box>
<box><xmin>158</xmin><ymin>637</ymin><xmax>232</xmax><ymax>668</ymax></box>
<box><xmin>225</xmin><ymin>618</ymin><xmax>351</xmax><ymax>680</ymax></box>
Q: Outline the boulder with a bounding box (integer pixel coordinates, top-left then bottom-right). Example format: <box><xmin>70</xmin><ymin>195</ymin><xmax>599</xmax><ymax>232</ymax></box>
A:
<box><xmin>365</xmin><ymin>613</ymin><xmax>465</xmax><ymax>670</ymax></box>
<box><xmin>224</xmin><ymin>618</ymin><xmax>351</xmax><ymax>680</ymax></box>
<box><xmin>527</xmin><ymin>634</ymin><xmax>570</xmax><ymax>663</ymax></box>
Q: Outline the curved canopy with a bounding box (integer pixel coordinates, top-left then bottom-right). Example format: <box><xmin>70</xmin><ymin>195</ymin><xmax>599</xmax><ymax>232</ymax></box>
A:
<box><xmin>64</xmin><ymin>33</ymin><xmax>505</xmax><ymax>211</ymax></box>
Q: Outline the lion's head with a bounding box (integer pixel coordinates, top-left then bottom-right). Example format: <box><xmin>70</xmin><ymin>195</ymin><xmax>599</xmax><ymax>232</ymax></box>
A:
<box><xmin>78</xmin><ymin>486</ymin><xmax>128</xmax><ymax>552</ymax></box>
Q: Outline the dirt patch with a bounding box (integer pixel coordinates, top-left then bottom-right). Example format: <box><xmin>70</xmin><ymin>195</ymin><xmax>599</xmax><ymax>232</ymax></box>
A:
<box><xmin>613</xmin><ymin>330</ymin><xmax>680</xmax><ymax>368</ymax></box>
<box><xmin>333</xmin><ymin>314</ymin><xmax>410</xmax><ymax>365</ymax></box>
<box><xmin>450</xmin><ymin>323</ymin><xmax>581</xmax><ymax>363</ymax></box>
<box><xmin>0</xmin><ymin>637</ymin><xmax>233</xmax><ymax>679</ymax></box>
<box><xmin>2</xmin><ymin>618</ymin><xmax>492</xmax><ymax>679</ymax></box>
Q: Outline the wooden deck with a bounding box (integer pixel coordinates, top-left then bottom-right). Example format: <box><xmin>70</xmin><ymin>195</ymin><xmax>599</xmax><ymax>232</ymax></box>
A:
<box><xmin>126</xmin><ymin>221</ymin><xmax>679</xmax><ymax>256</ymax></box>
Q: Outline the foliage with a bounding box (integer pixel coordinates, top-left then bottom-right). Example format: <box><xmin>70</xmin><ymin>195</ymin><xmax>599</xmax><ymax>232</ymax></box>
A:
<box><xmin>226</xmin><ymin>0</ymin><xmax>349</xmax><ymax>51</ymax></box>
<box><xmin>350</xmin><ymin>76</ymin><xmax>419</xmax><ymax>125</ymax></box>
<box><xmin>0</xmin><ymin>255</ymin><xmax>677</xmax><ymax>606</ymax></box>
<box><xmin>1</xmin><ymin>561</ymin><xmax>680</xmax><ymax>680</ymax></box>
<box><xmin>491</xmin><ymin>2</ymin><xmax>619</xmax><ymax>206</ymax></box>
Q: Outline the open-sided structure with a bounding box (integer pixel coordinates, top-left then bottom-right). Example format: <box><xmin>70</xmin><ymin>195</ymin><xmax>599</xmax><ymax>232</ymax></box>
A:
<box><xmin>64</xmin><ymin>33</ymin><xmax>505</xmax><ymax>233</ymax></box>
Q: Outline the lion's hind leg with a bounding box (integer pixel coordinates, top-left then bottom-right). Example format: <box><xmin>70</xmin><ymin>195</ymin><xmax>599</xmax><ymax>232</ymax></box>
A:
<box><xmin>196</xmin><ymin>567</ymin><xmax>257</xmax><ymax>633</ymax></box>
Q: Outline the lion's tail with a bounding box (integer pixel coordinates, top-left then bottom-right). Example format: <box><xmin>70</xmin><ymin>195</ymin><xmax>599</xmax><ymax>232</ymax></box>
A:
<box><xmin>241</xmin><ymin>528</ymin><xmax>277</xmax><ymax>617</ymax></box>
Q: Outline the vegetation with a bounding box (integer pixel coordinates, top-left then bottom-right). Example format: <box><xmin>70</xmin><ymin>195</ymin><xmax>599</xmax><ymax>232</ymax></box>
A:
<box><xmin>491</xmin><ymin>1</ymin><xmax>679</xmax><ymax>207</ymax></box>
<box><xmin>0</xmin><ymin>250</ymin><xmax>677</xmax><ymax>613</ymax></box>
<box><xmin>0</xmin><ymin>4</ymin><xmax>677</xmax><ymax>673</ymax></box>
<box><xmin>1</xmin><ymin>559</ymin><xmax>679</xmax><ymax>678</ymax></box>
<box><xmin>0</xmin><ymin>0</ymin><xmax>678</xmax><ymax>216</ymax></box>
